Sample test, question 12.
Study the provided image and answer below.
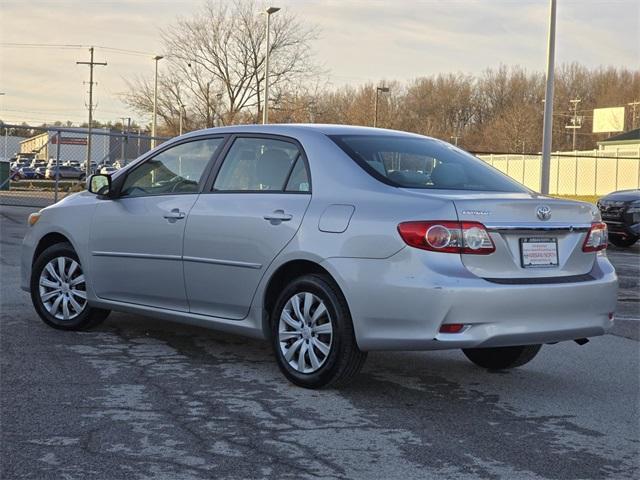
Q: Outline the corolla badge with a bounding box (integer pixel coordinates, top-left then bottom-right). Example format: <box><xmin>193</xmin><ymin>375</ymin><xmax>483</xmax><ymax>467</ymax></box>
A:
<box><xmin>461</xmin><ymin>210</ymin><xmax>491</xmax><ymax>216</ymax></box>
<box><xmin>536</xmin><ymin>205</ymin><xmax>552</xmax><ymax>221</ymax></box>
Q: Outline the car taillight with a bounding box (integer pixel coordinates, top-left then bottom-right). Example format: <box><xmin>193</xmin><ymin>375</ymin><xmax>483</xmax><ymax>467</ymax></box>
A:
<box><xmin>582</xmin><ymin>222</ymin><xmax>607</xmax><ymax>252</ymax></box>
<box><xmin>397</xmin><ymin>221</ymin><xmax>495</xmax><ymax>254</ymax></box>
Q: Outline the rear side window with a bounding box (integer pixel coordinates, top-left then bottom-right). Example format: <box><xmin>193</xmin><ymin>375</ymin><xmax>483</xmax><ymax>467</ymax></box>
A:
<box><xmin>330</xmin><ymin>135</ymin><xmax>527</xmax><ymax>192</ymax></box>
<box><xmin>213</xmin><ymin>137</ymin><xmax>309</xmax><ymax>192</ymax></box>
<box><xmin>285</xmin><ymin>157</ymin><xmax>310</xmax><ymax>192</ymax></box>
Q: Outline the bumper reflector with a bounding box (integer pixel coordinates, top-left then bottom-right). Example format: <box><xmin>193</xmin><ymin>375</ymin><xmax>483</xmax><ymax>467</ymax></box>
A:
<box><xmin>439</xmin><ymin>323</ymin><xmax>465</xmax><ymax>334</ymax></box>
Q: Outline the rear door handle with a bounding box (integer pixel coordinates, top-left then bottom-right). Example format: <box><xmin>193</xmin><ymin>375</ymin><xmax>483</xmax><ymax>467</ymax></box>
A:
<box><xmin>263</xmin><ymin>209</ymin><xmax>293</xmax><ymax>223</ymax></box>
<box><xmin>163</xmin><ymin>208</ymin><xmax>186</xmax><ymax>221</ymax></box>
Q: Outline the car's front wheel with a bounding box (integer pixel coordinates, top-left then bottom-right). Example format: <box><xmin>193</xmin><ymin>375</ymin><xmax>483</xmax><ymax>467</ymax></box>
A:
<box><xmin>271</xmin><ymin>274</ymin><xmax>367</xmax><ymax>389</ymax></box>
<box><xmin>30</xmin><ymin>242</ymin><xmax>110</xmax><ymax>330</ymax></box>
<box><xmin>462</xmin><ymin>344</ymin><xmax>542</xmax><ymax>370</ymax></box>
<box><xmin>608</xmin><ymin>234</ymin><xmax>638</xmax><ymax>248</ymax></box>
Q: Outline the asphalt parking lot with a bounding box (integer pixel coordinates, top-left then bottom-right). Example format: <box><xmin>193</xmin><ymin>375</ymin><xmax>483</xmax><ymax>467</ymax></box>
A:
<box><xmin>1</xmin><ymin>205</ymin><xmax>638</xmax><ymax>480</ymax></box>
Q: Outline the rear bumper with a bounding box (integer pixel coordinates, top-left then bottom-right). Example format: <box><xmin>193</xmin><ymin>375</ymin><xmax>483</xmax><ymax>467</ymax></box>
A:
<box><xmin>322</xmin><ymin>249</ymin><xmax>617</xmax><ymax>351</ymax></box>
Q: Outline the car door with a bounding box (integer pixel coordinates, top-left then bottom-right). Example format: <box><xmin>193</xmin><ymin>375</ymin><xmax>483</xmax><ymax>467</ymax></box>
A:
<box><xmin>183</xmin><ymin>135</ymin><xmax>312</xmax><ymax>319</ymax></box>
<box><xmin>89</xmin><ymin>136</ymin><xmax>225</xmax><ymax>311</ymax></box>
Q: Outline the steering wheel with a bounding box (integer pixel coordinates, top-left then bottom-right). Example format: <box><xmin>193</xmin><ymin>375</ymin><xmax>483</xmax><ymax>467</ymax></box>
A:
<box><xmin>169</xmin><ymin>178</ymin><xmax>198</xmax><ymax>193</ymax></box>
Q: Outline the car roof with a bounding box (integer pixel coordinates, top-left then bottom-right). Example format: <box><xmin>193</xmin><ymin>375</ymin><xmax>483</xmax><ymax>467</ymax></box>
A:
<box><xmin>180</xmin><ymin>123</ymin><xmax>430</xmax><ymax>140</ymax></box>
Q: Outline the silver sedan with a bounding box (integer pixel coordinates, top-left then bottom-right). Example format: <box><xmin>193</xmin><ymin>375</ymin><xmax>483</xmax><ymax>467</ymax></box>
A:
<box><xmin>21</xmin><ymin>125</ymin><xmax>618</xmax><ymax>388</ymax></box>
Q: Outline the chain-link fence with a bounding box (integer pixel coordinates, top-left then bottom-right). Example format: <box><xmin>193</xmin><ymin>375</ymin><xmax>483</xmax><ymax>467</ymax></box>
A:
<box><xmin>0</xmin><ymin>124</ymin><xmax>168</xmax><ymax>207</ymax></box>
<box><xmin>477</xmin><ymin>149</ymin><xmax>640</xmax><ymax>201</ymax></box>
<box><xmin>2</xmin><ymin>123</ymin><xmax>638</xmax><ymax>207</ymax></box>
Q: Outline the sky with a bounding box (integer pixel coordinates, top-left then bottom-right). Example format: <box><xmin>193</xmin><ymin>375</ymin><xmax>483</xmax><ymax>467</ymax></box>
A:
<box><xmin>0</xmin><ymin>0</ymin><xmax>638</xmax><ymax>126</ymax></box>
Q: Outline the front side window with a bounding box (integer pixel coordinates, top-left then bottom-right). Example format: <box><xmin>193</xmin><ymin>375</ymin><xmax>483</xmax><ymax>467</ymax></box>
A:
<box><xmin>121</xmin><ymin>138</ymin><xmax>223</xmax><ymax>197</ymax></box>
<box><xmin>213</xmin><ymin>137</ymin><xmax>308</xmax><ymax>192</ymax></box>
<box><xmin>331</xmin><ymin>135</ymin><xmax>527</xmax><ymax>192</ymax></box>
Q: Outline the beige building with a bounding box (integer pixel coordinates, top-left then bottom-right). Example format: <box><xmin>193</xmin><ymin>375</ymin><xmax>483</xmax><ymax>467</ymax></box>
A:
<box><xmin>597</xmin><ymin>128</ymin><xmax>640</xmax><ymax>155</ymax></box>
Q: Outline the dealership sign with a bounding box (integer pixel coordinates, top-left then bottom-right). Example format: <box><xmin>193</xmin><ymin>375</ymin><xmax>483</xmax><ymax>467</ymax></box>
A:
<box><xmin>51</xmin><ymin>136</ymin><xmax>88</xmax><ymax>145</ymax></box>
<box><xmin>592</xmin><ymin>107</ymin><xmax>625</xmax><ymax>133</ymax></box>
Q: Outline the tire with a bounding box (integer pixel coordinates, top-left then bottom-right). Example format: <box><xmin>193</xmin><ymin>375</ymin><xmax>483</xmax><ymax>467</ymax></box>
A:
<box><xmin>270</xmin><ymin>274</ymin><xmax>367</xmax><ymax>389</ymax></box>
<box><xmin>462</xmin><ymin>344</ymin><xmax>542</xmax><ymax>370</ymax></box>
<box><xmin>608</xmin><ymin>234</ymin><xmax>638</xmax><ymax>248</ymax></box>
<box><xmin>30</xmin><ymin>242</ymin><xmax>110</xmax><ymax>331</ymax></box>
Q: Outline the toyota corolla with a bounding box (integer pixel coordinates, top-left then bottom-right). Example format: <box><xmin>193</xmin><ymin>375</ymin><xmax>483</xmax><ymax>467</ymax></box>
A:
<box><xmin>21</xmin><ymin>125</ymin><xmax>618</xmax><ymax>388</ymax></box>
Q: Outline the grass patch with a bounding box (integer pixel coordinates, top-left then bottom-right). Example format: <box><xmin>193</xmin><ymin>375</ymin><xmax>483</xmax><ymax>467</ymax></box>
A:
<box><xmin>551</xmin><ymin>195</ymin><xmax>599</xmax><ymax>204</ymax></box>
<box><xmin>9</xmin><ymin>181</ymin><xmax>84</xmax><ymax>192</ymax></box>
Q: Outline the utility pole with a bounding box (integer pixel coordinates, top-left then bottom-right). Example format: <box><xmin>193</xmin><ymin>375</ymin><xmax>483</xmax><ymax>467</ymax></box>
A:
<box><xmin>628</xmin><ymin>100</ymin><xmax>640</xmax><ymax>130</ymax></box>
<box><xmin>77</xmin><ymin>47</ymin><xmax>107</xmax><ymax>177</ymax></box>
<box><xmin>374</xmin><ymin>86</ymin><xmax>390</xmax><ymax>128</ymax></box>
<box><xmin>565</xmin><ymin>98</ymin><xmax>581</xmax><ymax>151</ymax></box>
<box><xmin>120</xmin><ymin>117</ymin><xmax>131</xmax><ymax>165</ymax></box>
<box><xmin>540</xmin><ymin>0</ymin><xmax>556</xmax><ymax>195</ymax></box>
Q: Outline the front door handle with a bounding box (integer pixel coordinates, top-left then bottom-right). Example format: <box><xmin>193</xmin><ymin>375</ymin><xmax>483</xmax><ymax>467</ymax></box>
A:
<box><xmin>163</xmin><ymin>208</ymin><xmax>186</xmax><ymax>222</ymax></box>
<box><xmin>263</xmin><ymin>209</ymin><xmax>293</xmax><ymax>224</ymax></box>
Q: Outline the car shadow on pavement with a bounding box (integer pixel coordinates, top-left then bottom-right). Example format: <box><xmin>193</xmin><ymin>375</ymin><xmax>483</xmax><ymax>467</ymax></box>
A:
<box><xmin>65</xmin><ymin>312</ymin><xmax>636</xmax><ymax>480</ymax></box>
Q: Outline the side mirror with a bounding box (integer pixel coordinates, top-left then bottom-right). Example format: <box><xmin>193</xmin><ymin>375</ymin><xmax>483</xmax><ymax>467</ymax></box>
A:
<box><xmin>88</xmin><ymin>174</ymin><xmax>112</xmax><ymax>197</ymax></box>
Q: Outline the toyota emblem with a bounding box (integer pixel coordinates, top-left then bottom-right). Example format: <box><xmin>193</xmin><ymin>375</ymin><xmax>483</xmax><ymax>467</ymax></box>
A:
<box><xmin>536</xmin><ymin>205</ymin><xmax>552</xmax><ymax>221</ymax></box>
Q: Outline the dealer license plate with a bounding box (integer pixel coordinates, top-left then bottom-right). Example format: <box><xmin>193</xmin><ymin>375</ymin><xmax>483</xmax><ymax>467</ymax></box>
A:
<box><xmin>520</xmin><ymin>237</ymin><xmax>559</xmax><ymax>268</ymax></box>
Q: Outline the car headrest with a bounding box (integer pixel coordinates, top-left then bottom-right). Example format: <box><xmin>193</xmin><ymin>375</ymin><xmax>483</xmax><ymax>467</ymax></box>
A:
<box><xmin>431</xmin><ymin>163</ymin><xmax>468</xmax><ymax>188</ymax></box>
<box><xmin>257</xmin><ymin>149</ymin><xmax>292</xmax><ymax>189</ymax></box>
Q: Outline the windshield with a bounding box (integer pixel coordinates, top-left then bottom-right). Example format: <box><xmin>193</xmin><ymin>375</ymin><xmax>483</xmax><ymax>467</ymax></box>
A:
<box><xmin>330</xmin><ymin>135</ymin><xmax>527</xmax><ymax>192</ymax></box>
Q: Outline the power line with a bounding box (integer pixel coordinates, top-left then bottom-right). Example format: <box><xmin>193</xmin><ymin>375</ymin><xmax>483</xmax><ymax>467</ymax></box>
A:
<box><xmin>0</xmin><ymin>42</ymin><xmax>85</xmax><ymax>49</ymax></box>
<box><xmin>0</xmin><ymin>42</ymin><xmax>155</xmax><ymax>57</ymax></box>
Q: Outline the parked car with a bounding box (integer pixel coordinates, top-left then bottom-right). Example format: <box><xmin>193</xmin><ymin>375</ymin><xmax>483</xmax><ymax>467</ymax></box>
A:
<box><xmin>16</xmin><ymin>167</ymin><xmax>37</xmax><ymax>180</ymax></box>
<box><xmin>16</xmin><ymin>153</ymin><xmax>36</xmax><ymax>164</ymax></box>
<box><xmin>80</xmin><ymin>161</ymin><xmax>98</xmax><ymax>173</ymax></box>
<box><xmin>30</xmin><ymin>160</ymin><xmax>47</xmax><ymax>169</ymax></box>
<box><xmin>597</xmin><ymin>189</ymin><xmax>640</xmax><ymax>247</ymax></box>
<box><xmin>100</xmin><ymin>166</ymin><xmax>118</xmax><ymax>175</ymax></box>
<box><xmin>63</xmin><ymin>160</ymin><xmax>81</xmax><ymax>168</ymax></box>
<box><xmin>34</xmin><ymin>166</ymin><xmax>47</xmax><ymax>179</ymax></box>
<box><xmin>44</xmin><ymin>165</ymin><xmax>85</xmax><ymax>180</ymax></box>
<box><xmin>22</xmin><ymin>125</ymin><xmax>617</xmax><ymax>389</ymax></box>
<box><xmin>11</xmin><ymin>160</ymin><xmax>30</xmax><ymax>170</ymax></box>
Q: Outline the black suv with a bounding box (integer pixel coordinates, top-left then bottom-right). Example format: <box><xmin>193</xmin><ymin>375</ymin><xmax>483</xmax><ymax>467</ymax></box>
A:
<box><xmin>597</xmin><ymin>189</ymin><xmax>640</xmax><ymax>247</ymax></box>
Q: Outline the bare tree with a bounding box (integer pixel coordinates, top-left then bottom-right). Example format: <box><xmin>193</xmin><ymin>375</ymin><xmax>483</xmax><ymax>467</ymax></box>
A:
<box><xmin>122</xmin><ymin>0</ymin><xmax>320</xmax><ymax>134</ymax></box>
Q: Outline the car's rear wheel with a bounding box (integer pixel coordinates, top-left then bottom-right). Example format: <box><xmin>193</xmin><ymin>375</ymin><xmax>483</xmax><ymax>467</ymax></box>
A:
<box><xmin>608</xmin><ymin>234</ymin><xmax>638</xmax><ymax>248</ymax></box>
<box><xmin>462</xmin><ymin>344</ymin><xmax>542</xmax><ymax>370</ymax></box>
<box><xmin>271</xmin><ymin>274</ymin><xmax>367</xmax><ymax>389</ymax></box>
<box><xmin>30</xmin><ymin>242</ymin><xmax>109</xmax><ymax>330</ymax></box>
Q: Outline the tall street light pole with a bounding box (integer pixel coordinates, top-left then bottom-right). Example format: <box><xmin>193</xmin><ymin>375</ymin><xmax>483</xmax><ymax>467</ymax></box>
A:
<box><xmin>179</xmin><ymin>104</ymin><xmax>186</xmax><ymax>136</ymax></box>
<box><xmin>263</xmin><ymin>6</ymin><xmax>281</xmax><ymax>125</ymax></box>
<box><xmin>152</xmin><ymin>55</ymin><xmax>164</xmax><ymax>147</ymax></box>
<box><xmin>540</xmin><ymin>0</ymin><xmax>556</xmax><ymax>195</ymax></box>
<box><xmin>374</xmin><ymin>86</ymin><xmax>390</xmax><ymax>128</ymax></box>
<box><xmin>120</xmin><ymin>117</ymin><xmax>131</xmax><ymax>165</ymax></box>
<box><xmin>1</xmin><ymin>93</ymin><xmax>7</xmax><ymax>162</ymax></box>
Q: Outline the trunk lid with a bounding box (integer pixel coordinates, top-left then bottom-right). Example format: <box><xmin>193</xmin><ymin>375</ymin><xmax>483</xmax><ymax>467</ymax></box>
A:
<box><xmin>404</xmin><ymin>190</ymin><xmax>600</xmax><ymax>279</ymax></box>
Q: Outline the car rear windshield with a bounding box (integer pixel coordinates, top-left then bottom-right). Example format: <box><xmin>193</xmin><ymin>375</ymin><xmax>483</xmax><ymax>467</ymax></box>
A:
<box><xmin>330</xmin><ymin>135</ymin><xmax>527</xmax><ymax>192</ymax></box>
